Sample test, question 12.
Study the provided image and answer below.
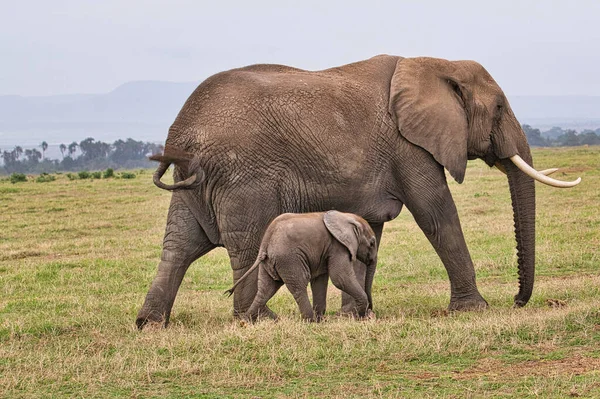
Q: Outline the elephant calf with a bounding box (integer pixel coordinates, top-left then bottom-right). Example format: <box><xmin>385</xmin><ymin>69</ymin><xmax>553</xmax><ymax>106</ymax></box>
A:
<box><xmin>226</xmin><ymin>211</ymin><xmax>378</xmax><ymax>322</ymax></box>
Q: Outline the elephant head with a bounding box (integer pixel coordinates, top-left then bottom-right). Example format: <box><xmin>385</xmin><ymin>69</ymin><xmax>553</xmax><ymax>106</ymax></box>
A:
<box><xmin>324</xmin><ymin>211</ymin><xmax>378</xmax><ymax>308</ymax></box>
<box><xmin>389</xmin><ymin>57</ymin><xmax>580</xmax><ymax>307</ymax></box>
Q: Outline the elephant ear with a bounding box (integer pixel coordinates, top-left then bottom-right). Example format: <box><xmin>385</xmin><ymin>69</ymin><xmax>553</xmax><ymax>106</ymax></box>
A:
<box><xmin>323</xmin><ymin>211</ymin><xmax>359</xmax><ymax>261</ymax></box>
<box><xmin>390</xmin><ymin>57</ymin><xmax>469</xmax><ymax>183</ymax></box>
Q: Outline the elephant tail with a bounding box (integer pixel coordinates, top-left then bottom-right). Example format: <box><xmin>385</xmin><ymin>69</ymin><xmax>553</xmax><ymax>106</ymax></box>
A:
<box><xmin>150</xmin><ymin>146</ymin><xmax>204</xmax><ymax>191</ymax></box>
<box><xmin>224</xmin><ymin>253</ymin><xmax>267</xmax><ymax>297</ymax></box>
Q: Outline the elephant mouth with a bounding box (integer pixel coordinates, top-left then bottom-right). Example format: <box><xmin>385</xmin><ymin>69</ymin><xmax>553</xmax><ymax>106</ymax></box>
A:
<box><xmin>495</xmin><ymin>155</ymin><xmax>581</xmax><ymax>188</ymax></box>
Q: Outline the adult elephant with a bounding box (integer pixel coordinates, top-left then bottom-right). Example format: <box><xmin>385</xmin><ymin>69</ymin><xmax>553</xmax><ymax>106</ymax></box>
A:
<box><xmin>136</xmin><ymin>55</ymin><xmax>580</xmax><ymax>328</ymax></box>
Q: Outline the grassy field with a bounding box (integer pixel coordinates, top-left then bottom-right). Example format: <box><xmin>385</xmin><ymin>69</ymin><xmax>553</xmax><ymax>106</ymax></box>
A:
<box><xmin>1</xmin><ymin>146</ymin><xmax>599</xmax><ymax>398</ymax></box>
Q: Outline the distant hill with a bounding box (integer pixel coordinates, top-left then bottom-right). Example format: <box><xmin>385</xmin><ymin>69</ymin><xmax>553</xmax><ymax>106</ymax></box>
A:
<box><xmin>509</xmin><ymin>96</ymin><xmax>600</xmax><ymax>131</ymax></box>
<box><xmin>0</xmin><ymin>81</ymin><xmax>199</xmax><ymax>147</ymax></box>
<box><xmin>1</xmin><ymin>80</ymin><xmax>599</xmax><ymax>147</ymax></box>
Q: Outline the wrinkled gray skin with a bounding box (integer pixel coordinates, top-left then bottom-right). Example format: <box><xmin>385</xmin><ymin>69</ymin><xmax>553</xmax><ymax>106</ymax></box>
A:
<box><xmin>226</xmin><ymin>211</ymin><xmax>378</xmax><ymax>322</ymax></box>
<box><xmin>136</xmin><ymin>55</ymin><xmax>537</xmax><ymax>329</ymax></box>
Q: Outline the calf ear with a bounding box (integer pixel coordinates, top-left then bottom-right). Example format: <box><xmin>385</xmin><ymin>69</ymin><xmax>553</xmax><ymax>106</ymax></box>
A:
<box><xmin>323</xmin><ymin>211</ymin><xmax>359</xmax><ymax>261</ymax></box>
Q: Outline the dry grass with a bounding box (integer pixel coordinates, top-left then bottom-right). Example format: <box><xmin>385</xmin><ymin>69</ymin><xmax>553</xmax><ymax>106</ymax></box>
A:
<box><xmin>1</xmin><ymin>147</ymin><xmax>599</xmax><ymax>398</ymax></box>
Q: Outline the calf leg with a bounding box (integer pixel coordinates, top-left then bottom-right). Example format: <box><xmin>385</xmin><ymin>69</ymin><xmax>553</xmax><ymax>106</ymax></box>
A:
<box><xmin>245</xmin><ymin>267</ymin><xmax>283</xmax><ymax>322</ymax></box>
<box><xmin>276</xmin><ymin>259</ymin><xmax>314</xmax><ymax>321</ymax></box>
<box><xmin>310</xmin><ymin>273</ymin><xmax>328</xmax><ymax>321</ymax></box>
<box><xmin>341</xmin><ymin>222</ymin><xmax>383</xmax><ymax>314</ymax></box>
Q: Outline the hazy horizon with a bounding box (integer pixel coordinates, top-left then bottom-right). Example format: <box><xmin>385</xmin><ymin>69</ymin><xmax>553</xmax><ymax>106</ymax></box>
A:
<box><xmin>2</xmin><ymin>1</ymin><xmax>600</xmax><ymax>97</ymax></box>
<box><xmin>8</xmin><ymin>80</ymin><xmax>600</xmax><ymax>100</ymax></box>
<box><xmin>3</xmin><ymin>1</ymin><xmax>600</xmax><ymax>150</ymax></box>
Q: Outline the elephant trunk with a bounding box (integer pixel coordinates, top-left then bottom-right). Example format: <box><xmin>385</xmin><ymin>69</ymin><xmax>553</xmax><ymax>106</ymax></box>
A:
<box><xmin>501</xmin><ymin>152</ymin><xmax>536</xmax><ymax>307</ymax></box>
<box><xmin>364</xmin><ymin>255</ymin><xmax>377</xmax><ymax>310</ymax></box>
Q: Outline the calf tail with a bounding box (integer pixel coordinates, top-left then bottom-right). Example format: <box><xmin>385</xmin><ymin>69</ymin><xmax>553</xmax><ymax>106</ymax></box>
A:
<box><xmin>224</xmin><ymin>253</ymin><xmax>266</xmax><ymax>297</ymax></box>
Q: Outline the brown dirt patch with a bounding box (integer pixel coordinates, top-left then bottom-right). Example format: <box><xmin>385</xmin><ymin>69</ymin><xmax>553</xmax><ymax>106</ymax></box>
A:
<box><xmin>547</xmin><ymin>298</ymin><xmax>568</xmax><ymax>308</ymax></box>
<box><xmin>453</xmin><ymin>355</ymin><xmax>600</xmax><ymax>381</ymax></box>
<box><xmin>412</xmin><ymin>372</ymin><xmax>438</xmax><ymax>380</ymax></box>
<box><xmin>430</xmin><ymin>309</ymin><xmax>449</xmax><ymax>318</ymax></box>
<box><xmin>557</xmin><ymin>166</ymin><xmax>594</xmax><ymax>174</ymax></box>
<box><xmin>0</xmin><ymin>250</ymin><xmax>45</xmax><ymax>261</ymax></box>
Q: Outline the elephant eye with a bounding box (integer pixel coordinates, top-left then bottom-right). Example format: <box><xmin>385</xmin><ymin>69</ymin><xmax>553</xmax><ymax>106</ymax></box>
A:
<box><xmin>494</xmin><ymin>103</ymin><xmax>504</xmax><ymax>119</ymax></box>
<box><xmin>447</xmin><ymin>79</ymin><xmax>465</xmax><ymax>103</ymax></box>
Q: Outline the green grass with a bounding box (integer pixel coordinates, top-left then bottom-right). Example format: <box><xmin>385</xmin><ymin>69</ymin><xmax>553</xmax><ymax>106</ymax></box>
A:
<box><xmin>1</xmin><ymin>147</ymin><xmax>599</xmax><ymax>398</ymax></box>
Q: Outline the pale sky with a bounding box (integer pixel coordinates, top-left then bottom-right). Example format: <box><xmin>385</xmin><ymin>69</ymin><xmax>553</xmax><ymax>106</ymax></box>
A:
<box><xmin>1</xmin><ymin>0</ymin><xmax>599</xmax><ymax>97</ymax></box>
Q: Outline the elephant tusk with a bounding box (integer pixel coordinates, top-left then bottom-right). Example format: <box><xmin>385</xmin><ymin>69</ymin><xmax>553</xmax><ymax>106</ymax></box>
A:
<box><xmin>496</xmin><ymin>163</ymin><xmax>557</xmax><ymax>177</ymax></box>
<box><xmin>509</xmin><ymin>155</ymin><xmax>581</xmax><ymax>188</ymax></box>
<box><xmin>539</xmin><ymin>168</ymin><xmax>558</xmax><ymax>176</ymax></box>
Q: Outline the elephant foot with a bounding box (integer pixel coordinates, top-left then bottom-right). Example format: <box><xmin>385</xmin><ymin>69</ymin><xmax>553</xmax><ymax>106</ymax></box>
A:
<box><xmin>302</xmin><ymin>314</ymin><xmax>320</xmax><ymax>323</ymax></box>
<box><xmin>361</xmin><ymin>309</ymin><xmax>376</xmax><ymax>320</ymax></box>
<box><xmin>259</xmin><ymin>306</ymin><xmax>278</xmax><ymax>320</ymax></box>
<box><xmin>240</xmin><ymin>306</ymin><xmax>278</xmax><ymax>324</ymax></box>
<box><xmin>338</xmin><ymin>301</ymin><xmax>361</xmax><ymax>317</ymax></box>
<box><xmin>242</xmin><ymin>313</ymin><xmax>279</xmax><ymax>324</ymax></box>
<box><xmin>337</xmin><ymin>305</ymin><xmax>372</xmax><ymax>321</ymax></box>
<box><xmin>234</xmin><ymin>305</ymin><xmax>276</xmax><ymax>320</ymax></box>
<box><xmin>513</xmin><ymin>297</ymin><xmax>529</xmax><ymax>308</ymax></box>
<box><xmin>336</xmin><ymin>308</ymin><xmax>358</xmax><ymax>318</ymax></box>
<box><xmin>136</xmin><ymin>309</ymin><xmax>169</xmax><ymax>330</ymax></box>
<box><xmin>355</xmin><ymin>307</ymin><xmax>376</xmax><ymax>321</ymax></box>
<box><xmin>253</xmin><ymin>312</ymin><xmax>278</xmax><ymax>323</ymax></box>
<box><xmin>448</xmin><ymin>293</ymin><xmax>488</xmax><ymax>311</ymax></box>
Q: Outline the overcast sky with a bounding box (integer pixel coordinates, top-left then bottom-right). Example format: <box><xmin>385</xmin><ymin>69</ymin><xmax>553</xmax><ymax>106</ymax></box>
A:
<box><xmin>2</xmin><ymin>0</ymin><xmax>599</xmax><ymax>97</ymax></box>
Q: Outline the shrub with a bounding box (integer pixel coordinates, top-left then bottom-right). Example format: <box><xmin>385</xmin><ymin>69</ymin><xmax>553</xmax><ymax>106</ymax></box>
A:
<box><xmin>91</xmin><ymin>171</ymin><xmax>102</xmax><ymax>179</ymax></box>
<box><xmin>66</xmin><ymin>173</ymin><xmax>77</xmax><ymax>181</ymax></box>
<box><xmin>120</xmin><ymin>172</ymin><xmax>136</xmax><ymax>179</ymax></box>
<box><xmin>10</xmin><ymin>173</ymin><xmax>27</xmax><ymax>184</ymax></box>
<box><xmin>78</xmin><ymin>171</ymin><xmax>91</xmax><ymax>179</ymax></box>
<box><xmin>103</xmin><ymin>168</ymin><xmax>114</xmax><ymax>178</ymax></box>
<box><xmin>35</xmin><ymin>173</ymin><xmax>56</xmax><ymax>183</ymax></box>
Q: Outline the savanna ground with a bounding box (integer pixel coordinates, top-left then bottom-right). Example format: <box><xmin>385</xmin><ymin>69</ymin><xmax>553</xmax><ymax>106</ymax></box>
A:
<box><xmin>1</xmin><ymin>146</ymin><xmax>599</xmax><ymax>398</ymax></box>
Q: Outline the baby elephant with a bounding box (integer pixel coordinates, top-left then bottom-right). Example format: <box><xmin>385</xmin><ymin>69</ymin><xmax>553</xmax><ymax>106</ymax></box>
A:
<box><xmin>226</xmin><ymin>210</ymin><xmax>377</xmax><ymax>322</ymax></box>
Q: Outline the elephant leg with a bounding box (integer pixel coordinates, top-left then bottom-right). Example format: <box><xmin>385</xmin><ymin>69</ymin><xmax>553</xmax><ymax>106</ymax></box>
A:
<box><xmin>330</xmin><ymin>259</ymin><xmax>369</xmax><ymax>318</ymax></box>
<box><xmin>136</xmin><ymin>195</ymin><xmax>216</xmax><ymax>329</ymax></box>
<box><xmin>341</xmin><ymin>222</ymin><xmax>383</xmax><ymax>314</ymax></box>
<box><xmin>245</xmin><ymin>266</ymin><xmax>282</xmax><ymax>322</ymax></box>
<box><xmin>228</xmin><ymin>239</ymin><xmax>276</xmax><ymax>319</ymax></box>
<box><xmin>310</xmin><ymin>273</ymin><xmax>328</xmax><ymax>321</ymax></box>
<box><xmin>340</xmin><ymin>260</ymin><xmax>366</xmax><ymax>316</ymax></box>
<box><xmin>277</xmin><ymin>261</ymin><xmax>314</xmax><ymax>321</ymax></box>
<box><xmin>288</xmin><ymin>283</ymin><xmax>315</xmax><ymax>321</ymax></box>
<box><xmin>401</xmin><ymin>166</ymin><xmax>487</xmax><ymax>311</ymax></box>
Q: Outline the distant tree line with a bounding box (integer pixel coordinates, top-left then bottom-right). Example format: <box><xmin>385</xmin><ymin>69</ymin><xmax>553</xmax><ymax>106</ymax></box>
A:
<box><xmin>523</xmin><ymin>125</ymin><xmax>600</xmax><ymax>147</ymax></box>
<box><xmin>2</xmin><ymin>126</ymin><xmax>599</xmax><ymax>175</ymax></box>
<box><xmin>1</xmin><ymin>137</ymin><xmax>163</xmax><ymax>174</ymax></box>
